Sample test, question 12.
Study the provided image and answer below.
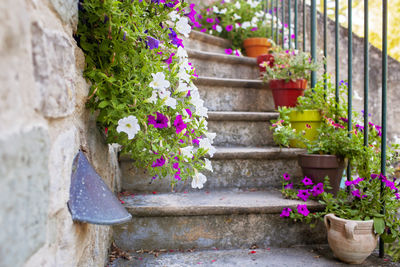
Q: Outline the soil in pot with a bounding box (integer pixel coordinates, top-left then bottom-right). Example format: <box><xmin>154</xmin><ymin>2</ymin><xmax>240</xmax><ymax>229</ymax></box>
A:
<box><xmin>324</xmin><ymin>214</ymin><xmax>378</xmax><ymax>264</ymax></box>
<box><xmin>269</xmin><ymin>79</ymin><xmax>307</xmax><ymax>109</ymax></box>
<box><xmin>288</xmin><ymin>109</ymin><xmax>322</xmax><ymax>148</ymax></box>
<box><xmin>243</xmin><ymin>37</ymin><xmax>271</xmax><ymax>58</ymax></box>
<box><xmin>298</xmin><ymin>154</ymin><xmax>346</xmax><ymax>195</ymax></box>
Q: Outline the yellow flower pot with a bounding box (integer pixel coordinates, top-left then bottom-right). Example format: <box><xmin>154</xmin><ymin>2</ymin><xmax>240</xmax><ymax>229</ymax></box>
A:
<box><xmin>289</xmin><ymin>109</ymin><xmax>322</xmax><ymax>148</ymax></box>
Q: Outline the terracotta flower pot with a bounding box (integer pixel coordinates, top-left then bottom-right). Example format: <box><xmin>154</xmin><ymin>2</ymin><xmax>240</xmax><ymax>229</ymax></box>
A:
<box><xmin>257</xmin><ymin>54</ymin><xmax>274</xmax><ymax>73</ymax></box>
<box><xmin>243</xmin><ymin>37</ymin><xmax>271</xmax><ymax>58</ymax></box>
<box><xmin>324</xmin><ymin>214</ymin><xmax>378</xmax><ymax>264</ymax></box>
<box><xmin>269</xmin><ymin>79</ymin><xmax>307</xmax><ymax>109</ymax></box>
<box><xmin>298</xmin><ymin>154</ymin><xmax>346</xmax><ymax>195</ymax></box>
<box><xmin>288</xmin><ymin>110</ymin><xmax>322</xmax><ymax>148</ymax></box>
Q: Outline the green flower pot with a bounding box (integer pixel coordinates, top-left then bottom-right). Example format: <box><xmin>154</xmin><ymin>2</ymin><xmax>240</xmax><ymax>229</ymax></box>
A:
<box><xmin>289</xmin><ymin>109</ymin><xmax>322</xmax><ymax>148</ymax></box>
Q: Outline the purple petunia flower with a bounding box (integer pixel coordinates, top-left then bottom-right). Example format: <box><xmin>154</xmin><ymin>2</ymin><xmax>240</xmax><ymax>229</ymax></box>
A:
<box><xmin>351</xmin><ymin>189</ymin><xmax>366</xmax><ymax>198</ymax></box>
<box><xmin>192</xmin><ymin>138</ymin><xmax>200</xmax><ymax>145</ymax></box>
<box><xmin>284</xmin><ymin>183</ymin><xmax>293</xmax><ymax>189</ymax></box>
<box><xmin>297</xmin><ymin>204</ymin><xmax>310</xmax><ymax>216</ymax></box>
<box><xmin>123</xmin><ymin>31</ymin><xmax>127</xmax><ymax>41</ymax></box>
<box><xmin>200</xmin><ymin>28</ymin><xmax>207</xmax><ymax>32</ymax></box>
<box><xmin>302</xmin><ymin>176</ymin><xmax>313</xmax><ymax>186</ymax></box>
<box><xmin>226</xmin><ymin>24</ymin><xmax>233</xmax><ymax>32</ymax></box>
<box><xmin>371</xmin><ymin>173</ymin><xmax>378</xmax><ymax>179</ymax></box>
<box><xmin>173</xmin><ymin>115</ymin><xmax>187</xmax><ymax>134</ymax></box>
<box><xmin>225</xmin><ymin>48</ymin><xmax>233</xmax><ymax>55</ymax></box>
<box><xmin>185</xmin><ymin>108</ymin><xmax>192</xmax><ymax>118</ymax></box>
<box><xmin>168</xmin><ymin>28</ymin><xmax>183</xmax><ymax>47</ymax></box>
<box><xmin>280</xmin><ymin>207</ymin><xmax>292</xmax><ymax>217</ymax></box>
<box><xmin>172</xmin><ymin>162</ymin><xmax>179</xmax><ymax>169</ymax></box>
<box><xmin>148</xmin><ymin>112</ymin><xmax>169</xmax><ymax>129</ymax></box>
<box><xmin>311</xmin><ymin>183</ymin><xmax>324</xmax><ymax>196</ymax></box>
<box><xmin>152</xmin><ymin>156</ymin><xmax>166</xmax><ymax>167</ymax></box>
<box><xmin>186</xmin><ymin>4</ymin><xmax>197</xmax><ymax>23</ymax></box>
<box><xmin>297</xmin><ymin>189</ymin><xmax>310</xmax><ymax>202</ymax></box>
<box><xmin>251</xmin><ymin>27</ymin><xmax>258</xmax><ymax>31</ymax></box>
<box><xmin>165</xmin><ymin>53</ymin><xmax>175</xmax><ymax>68</ymax></box>
<box><xmin>206</xmin><ymin>17</ymin><xmax>214</xmax><ymax>23</ymax></box>
<box><xmin>283</xmin><ymin>172</ymin><xmax>291</xmax><ymax>181</ymax></box>
<box><xmin>147</xmin><ymin>36</ymin><xmax>160</xmax><ymax>50</ymax></box>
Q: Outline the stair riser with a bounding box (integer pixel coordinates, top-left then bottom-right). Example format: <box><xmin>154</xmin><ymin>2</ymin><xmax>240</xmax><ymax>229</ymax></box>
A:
<box><xmin>190</xmin><ymin>58</ymin><xmax>259</xmax><ymax>80</ymax></box>
<box><xmin>208</xmin><ymin>120</ymin><xmax>275</xmax><ymax>147</ymax></box>
<box><xmin>113</xmin><ymin>214</ymin><xmax>326</xmax><ymax>251</ymax></box>
<box><xmin>120</xmin><ymin>157</ymin><xmax>303</xmax><ymax>193</ymax></box>
<box><xmin>183</xmin><ymin>38</ymin><xmax>227</xmax><ymax>54</ymax></box>
<box><xmin>198</xmin><ymin>86</ymin><xmax>275</xmax><ymax>112</ymax></box>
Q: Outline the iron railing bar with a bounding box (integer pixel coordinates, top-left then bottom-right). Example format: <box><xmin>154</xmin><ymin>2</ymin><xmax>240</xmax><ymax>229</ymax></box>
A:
<box><xmin>289</xmin><ymin>0</ymin><xmax>292</xmax><ymax>48</ymax></box>
<box><xmin>281</xmin><ymin>0</ymin><xmax>285</xmax><ymax>48</ymax></box>
<box><xmin>364</xmin><ymin>0</ymin><xmax>369</xmax><ymax>147</ymax></box>
<box><xmin>276</xmin><ymin>0</ymin><xmax>279</xmax><ymax>44</ymax></box>
<box><xmin>311</xmin><ymin>0</ymin><xmax>316</xmax><ymax>88</ymax></box>
<box><xmin>271</xmin><ymin>0</ymin><xmax>274</xmax><ymax>43</ymax></box>
<box><xmin>324</xmin><ymin>0</ymin><xmax>327</xmax><ymax>90</ymax></box>
<box><xmin>380</xmin><ymin>0</ymin><xmax>388</xmax><ymax>258</ymax></box>
<box><xmin>347</xmin><ymin>0</ymin><xmax>353</xmax><ymax>183</ymax></box>
<box><xmin>295</xmin><ymin>0</ymin><xmax>298</xmax><ymax>49</ymax></box>
<box><xmin>303</xmin><ymin>0</ymin><xmax>306</xmax><ymax>51</ymax></box>
<box><xmin>335</xmin><ymin>0</ymin><xmax>339</xmax><ymax>102</ymax></box>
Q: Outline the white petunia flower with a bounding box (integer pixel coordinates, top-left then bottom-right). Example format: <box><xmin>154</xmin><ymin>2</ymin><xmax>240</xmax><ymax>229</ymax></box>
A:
<box><xmin>204</xmin><ymin>158</ymin><xmax>213</xmax><ymax>172</ymax></box>
<box><xmin>216</xmin><ymin>25</ymin><xmax>222</xmax><ymax>33</ymax></box>
<box><xmin>189</xmin><ymin>82</ymin><xmax>199</xmax><ymax>92</ymax></box>
<box><xmin>213</xmin><ymin>6</ymin><xmax>220</xmax><ymax>14</ymax></box>
<box><xmin>191</xmin><ymin>171</ymin><xmax>207</xmax><ymax>189</ymax></box>
<box><xmin>147</xmin><ymin>91</ymin><xmax>158</xmax><ymax>103</ymax></box>
<box><xmin>199</xmin><ymin>138</ymin><xmax>216</xmax><ymax>157</ymax></box>
<box><xmin>234</xmin><ymin>2</ymin><xmax>241</xmax><ymax>9</ymax></box>
<box><xmin>169</xmin><ymin>11</ymin><xmax>181</xmax><ymax>22</ymax></box>
<box><xmin>196</xmin><ymin>106</ymin><xmax>208</xmax><ymax>118</ymax></box>
<box><xmin>116</xmin><ymin>115</ymin><xmax>140</xmax><ymax>140</ymax></box>
<box><xmin>255</xmin><ymin>11</ymin><xmax>264</xmax><ymax>18</ymax></box>
<box><xmin>181</xmin><ymin>146</ymin><xmax>194</xmax><ymax>160</ymax></box>
<box><xmin>176</xmin><ymin>46</ymin><xmax>188</xmax><ymax>59</ymax></box>
<box><xmin>159</xmin><ymin>91</ymin><xmax>177</xmax><ymax>109</ymax></box>
<box><xmin>249</xmin><ymin>0</ymin><xmax>259</xmax><ymax>8</ymax></box>
<box><xmin>176</xmin><ymin>81</ymin><xmax>189</xmax><ymax>93</ymax></box>
<box><xmin>220</xmin><ymin>8</ymin><xmax>227</xmax><ymax>14</ymax></box>
<box><xmin>233</xmin><ymin>13</ymin><xmax>241</xmax><ymax>20</ymax></box>
<box><xmin>251</xmin><ymin>17</ymin><xmax>259</xmax><ymax>26</ymax></box>
<box><xmin>179</xmin><ymin>58</ymin><xmax>192</xmax><ymax>72</ymax></box>
<box><xmin>150</xmin><ymin>72</ymin><xmax>170</xmax><ymax>91</ymax></box>
<box><xmin>178</xmin><ymin>68</ymin><xmax>191</xmax><ymax>83</ymax></box>
<box><xmin>176</xmin><ymin>17</ymin><xmax>191</xmax><ymax>37</ymax></box>
<box><xmin>242</xmin><ymin>21</ymin><xmax>251</xmax><ymax>29</ymax></box>
<box><xmin>205</xmin><ymin>132</ymin><xmax>216</xmax><ymax>144</ymax></box>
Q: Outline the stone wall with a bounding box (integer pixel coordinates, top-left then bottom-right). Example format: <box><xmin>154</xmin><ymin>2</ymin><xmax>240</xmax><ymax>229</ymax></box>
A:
<box><xmin>0</xmin><ymin>0</ymin><xmax>120</xmax><ymax>266</ymax></box>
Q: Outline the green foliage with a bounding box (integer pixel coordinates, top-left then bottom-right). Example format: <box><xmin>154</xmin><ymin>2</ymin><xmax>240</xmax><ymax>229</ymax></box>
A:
<box><xmin>262</xmin><ymin>48</ymin><xmax>322</xmax><ymax>82</ymax></box>
<box><xmin>77</xmin><ymin>0</ymin><xmax>212</xmax><ymax>187</ymax></box>
<box><xmin>196</xmin><ymin>0</ymin><xmax>275</xmax><ymax>51</ymax></box>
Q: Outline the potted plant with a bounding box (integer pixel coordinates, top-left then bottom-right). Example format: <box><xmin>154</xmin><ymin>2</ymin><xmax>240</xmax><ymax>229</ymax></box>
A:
<box><xmin>262</xmin><ymin>49</ymin><xmax>321</xmax><ymax>109</ymax></box>
<box><xmin>196</xmin><ymin>0</ymin><xmax>274</xmax><ymax>57</ymax></box>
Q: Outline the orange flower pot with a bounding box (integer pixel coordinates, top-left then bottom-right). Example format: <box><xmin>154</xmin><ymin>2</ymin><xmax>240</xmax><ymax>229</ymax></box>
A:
<box><xmin>243</xmin><ymin>38</ymin><xmax>271</xmax><ymax>58</ymax></box>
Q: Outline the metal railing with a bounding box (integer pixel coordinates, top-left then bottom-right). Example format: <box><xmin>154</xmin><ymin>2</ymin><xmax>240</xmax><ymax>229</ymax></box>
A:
<box><xmin>266</xmin><ymin>0</ymin><xmax>389</xmax><ymax>257</ymax></box>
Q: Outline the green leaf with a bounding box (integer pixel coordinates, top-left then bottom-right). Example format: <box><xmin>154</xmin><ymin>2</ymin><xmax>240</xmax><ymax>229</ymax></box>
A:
<box><xmin>373</xmin><ymin>217</ymin><xmax>385</xmax><ymax>234</ymax></box>
<box><xmin>98</xmin><ymin>101</ymin><xmax>109</xmax><ymax>108</ymax></box>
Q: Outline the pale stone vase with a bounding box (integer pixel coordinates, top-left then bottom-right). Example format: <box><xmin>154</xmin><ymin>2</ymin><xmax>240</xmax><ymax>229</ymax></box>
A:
<box><xmin>324</xmin><ymin>213</ymin><xmax>378</xmax><ymax>264</ymax></box>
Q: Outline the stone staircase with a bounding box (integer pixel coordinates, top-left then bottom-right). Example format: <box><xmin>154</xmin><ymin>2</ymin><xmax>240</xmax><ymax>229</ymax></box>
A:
<box><xmin>110</xmin><ymin>31</ymin><xmax>334</xmax><ymax>266</ymax></box>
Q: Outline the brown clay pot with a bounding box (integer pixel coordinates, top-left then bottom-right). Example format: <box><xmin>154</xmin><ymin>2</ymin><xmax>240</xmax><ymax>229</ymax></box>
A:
<box><xmin>298</xmin><ymin>154</ymin><xmax>346</xmax><ymax>195</ymax></box>
<box><xmin>324</xmin><ymin>214</ymin><xmax>378</xmax><ymax>264</ymax></box>
<box><xmin>243</xmin><ymin>37</ymin><xmax>272</xmax><ymax>58</ymax></box>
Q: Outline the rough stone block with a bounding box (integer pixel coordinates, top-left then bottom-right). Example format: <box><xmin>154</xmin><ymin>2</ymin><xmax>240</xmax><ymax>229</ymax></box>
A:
<box><xmin>31</xmin><ymin>22</ymin><xmax>76</xmax><ymax>118</ymax></box>
<box><xmin>50</xmin><ymin>0</ymin><xmax>79</xmax><ymax>30</ymax></box>
<box><xmin>0</xmin><ymin>127</ymin><xmax>50</xmax><ymax>267</ymax></box>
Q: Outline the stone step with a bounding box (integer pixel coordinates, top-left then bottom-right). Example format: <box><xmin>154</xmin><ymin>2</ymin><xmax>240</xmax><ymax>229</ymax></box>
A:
<box><xmin>188</xmin><ymin>50</ymin><xmax>259</xmax><ymax>80</ymax></box>
<box><xmin>208</xmin><ymin>111</ymin><xmax>278</xmax><ymax>147</ymax></box>
<box><xmin>194</xmin><ymin>77</ymin><xmax>275</xmax><ymax>112</ymax></box>
<box><xmin>110</xmin><ymin>246</ymin><xmax>394</xmax><ymax>267</ymax></box>
<box><xmin>119</xmin><ymin>147</ymin><xmax>306</xmax><ymax>193</ymax></box>
<box><xmin>183</xmin><ymin>30</ymin><xmax>232</xmax><ymax>54</ymax></box>
<box><xmin>112</xmin><ymin>189</ymin><xmax>326</xmax><ymax>252</ymax></box>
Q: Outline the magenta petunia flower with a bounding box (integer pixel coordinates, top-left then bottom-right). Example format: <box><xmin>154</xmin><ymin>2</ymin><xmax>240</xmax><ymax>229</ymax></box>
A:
<box><xmin>235</xmin><ymin>49</ymin><xmax>240</xmax><ymax>56</ymax></box>
<box><xmin>251</xmin><ymin>27</ymin><xmax>258</xmax><ymax>31</ymax></box>
<box><xmin>186</xmin><ymin>3</ymin><xmax>197</xmax><ymax>23</ymax></box>
<box><xmin>297</xmin><ymin>204</ymin><xmax>310</xmax><ymax>216</ymax></box>
<box><xmin>173</xmin><ymin>115</ymin><xmax>187</xmax><ymax>134</ymax></box>
<box><xmin>152</xmin><ymin>156</ymin><xmax>165</xmax><ymax>167</ymax></box>
<box><xmin>302</xmin><ymin>176</ymin><xmax>313</xmax><ymax>186</ymax></box>
<box><xmin>284</xmin><ymin>183</ymin><xmax>293</xmax><ymax>189</ymax></box>
<box><xmin>371</xmin><ymin>173</ymin><xmax>378</xmax><ymax>179</ymax></box>
<box><xmin>291</xmin><ymin>34</ymin><xmax>295</xmax><ymax>39</ymax></box>
<box><xmin>165</xmin><ymin>53</ymin><xmax>175</xmax><ymax>68</ymax></box>
<box><xmin>311</xmin><ymin>183</ymin><xmax>324</xmax><ymax>196</ymax></box>
<box><xmin>351</xmin><ymin>189</ymin><xmax>366</xmax><ymax>198</ymax></box>
<box><xmin>185</xmin><ymin>108</ymin><xmax>192</xmax><ymax>118</ymax></box>
<box><xmin>297</xmin><ymin>189</ymin><xmax>310</xmax><ymax>202</ymax></box>
<box><xmin>148</xmin><ymin>112</ymin><xmax>169</xmax><ymax>129</ymax></box>
<box><xmin>192</xmin><ymin>138</ymin><xmax>200</xmax><ymax>145</ymax></box>
<box><xmin>283</xmin><ymin>172</ymin><xmax>290</xmax><ymax>181</ymax></box>
<box><xmin>206</xmin><ymin>17</ymin><xmax>214</xmax><ymax>23</ymax></box>
<box><xmin>200</xmin><ymin>28</ymin><xmax>207</xmax><ymax>32</ymax></box>
<box><xmin>226</xmin><ymin>24</ymin><xmax>233</xmax><ymax>32</ymax></box>
<box><xmin>280</xmin><ymin>207</ymin><xmax>292</xmax><ymax>217</ymax></box>
<box><xmin>172</xmin><ymin>162</ymin><xmax>179</xmax><ymax>169</ymax></box>
<box><xmin>225</xmin><ymin>48</ymin><xmax>233</xmax><ymax>55</ymax></box>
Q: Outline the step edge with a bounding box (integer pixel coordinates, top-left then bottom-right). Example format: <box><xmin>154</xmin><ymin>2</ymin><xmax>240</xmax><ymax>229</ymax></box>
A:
<box><xmin>208</xmin><ymin>111</ymin><xmax>278</xmax><ymax>121</ymax></box>
<box><xmin>188</xmin><ymin>49</ymin><xmax>257</xmax><ymax>65</ymax></box>
<box><xmin>189</xmin><ymin>30</ymin><xmax>232</xmax><ymax>48</ymax></box>
<box><xmin>194</xmin><ymin>76</ymin><xmax>268</xmax><ymax>89</ymax></box>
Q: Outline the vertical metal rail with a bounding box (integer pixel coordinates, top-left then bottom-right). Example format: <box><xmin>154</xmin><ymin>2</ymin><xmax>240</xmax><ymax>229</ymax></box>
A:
<box><xmin>276</xmin><ymin>0</ymin><xmax>279</xmax><ymax>44</ymax></box>
<box><xmin>295</xmin><ymin>0</ymin><xmax>298</xmax><ymax>49</ymax></box>
<box><xmin>289</xmin><ymin>0</ymin><xmax>292</xmax><ymax>48</ymax></box>
<box><xmin>347</xmin><ymin>0</ymin><xmax>353</xmax><ymax>182</ymax></box>
<box><xmin>281</xmin><ymin>0</ymin><xmax>285</xmax><ymax>48</ymax></box>
<box><xmin>271</xmin><ymin>0</ymin><xmax>274</xmax><ymax>42</ymax></box>
<box><xmin>380</xmin><ymin>0</ymin><xmax>388</xmax><ymax>258</ymax></box>
<box><xmin>303</xmin><ymin>0</ymin><xmax>306</xmax><ymax>51</ymax></box>
<box><xmin>323</xmin><ymin>0</ymin><xmax>327</xmax><ymax>90</ymax></box>
<box><xmin>364</xmin><ymin>0</ymin><xmax>369</xmax><ymax>147</ymax></box>
<box><xmin>335</xmin><ymin>0</ymin><xmax>339</xmax><ymax>102</ymax></box>
<box><xmin>310</xmin><ymin>0</ymin><xmax>316</xmax><ymax>88</ymax></box>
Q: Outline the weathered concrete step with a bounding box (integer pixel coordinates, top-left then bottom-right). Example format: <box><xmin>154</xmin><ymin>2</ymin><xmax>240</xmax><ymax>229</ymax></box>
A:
<box><xmin>183</xmin><ymin>30</ymin><xmax>232</xmax><ymax>54</ymax></box>
<box><xmin>208</xmin><ymin>111</ymin><xmax>278</xmax><ymax>147</ymax></box>
<box><xmin>111</xmin><ymin>246</ymin><xmax>395</xmax><ymax>267</ymax></box>
<box><xmin>188</xmin><ymin>50</ymin><xmax>259</xmax><ymax>80</ymax></box>
<box><xmin>194</xmin><ymin>77</ymin><xmax>275</xmax><ymax>112</ymax></box>
<box><xmin>119</xmin><ymin>147</ymin><xmax>305</xmax><ymax>193</ymax></box>
<box><xmin>113</xmin><ymin>189</ymin><xmax>325</xmax><ymax>251</ymax></box>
